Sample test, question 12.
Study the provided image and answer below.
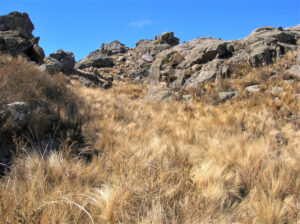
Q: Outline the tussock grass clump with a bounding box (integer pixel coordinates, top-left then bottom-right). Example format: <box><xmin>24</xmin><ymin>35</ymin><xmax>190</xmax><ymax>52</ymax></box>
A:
<box><xmin>0</xmin><ymin>55</ymin><xmax>85</xmax><ymax>140</ymax></box>
<box><xmin>0</xmin><ymin>56</ymin><xmax>69</xmax><ymax>106</ymax></box>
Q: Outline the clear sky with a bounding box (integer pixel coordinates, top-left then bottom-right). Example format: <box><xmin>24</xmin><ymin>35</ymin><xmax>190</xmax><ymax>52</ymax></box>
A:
<box><xmin>0</xmin><ymin>0</ymin><xmax>299</xmax><ymax>60</ymax></box>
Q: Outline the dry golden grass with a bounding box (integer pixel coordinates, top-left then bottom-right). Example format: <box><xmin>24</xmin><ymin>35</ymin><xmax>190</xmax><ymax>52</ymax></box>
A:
<box><xmin>0</xmin><ymin>52</ymin><xmax>299</xmax><ymax>223</ymax></box>
<box><xmin>0</xmin><ymin>55</ymin><xmax>85</xmax><ymax>141</ymax></box>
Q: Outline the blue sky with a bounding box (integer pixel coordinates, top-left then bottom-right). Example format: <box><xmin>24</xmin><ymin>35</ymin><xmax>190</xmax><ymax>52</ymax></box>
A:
<box><xmin>0</xmin><ymin>0</ymin><xmax>299</xmax><ymax>60</ymax></box>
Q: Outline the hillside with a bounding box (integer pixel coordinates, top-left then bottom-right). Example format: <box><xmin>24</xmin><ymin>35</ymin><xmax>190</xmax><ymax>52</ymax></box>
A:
<box><xmin>0</xmin><ymin>12</ymin><xmax>299</xmax><ymax>223</ymax></box>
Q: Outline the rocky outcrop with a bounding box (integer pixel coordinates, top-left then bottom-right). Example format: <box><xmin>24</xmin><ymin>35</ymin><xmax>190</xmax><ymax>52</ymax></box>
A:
<box><xmin>101</xmin><ymin>40</ymin><xmax>128</xmax><ymax>55</ymax></box>
<box><xmin>147</xmin><ymin>37</ymin><xmax>232</xmax><ymax>90</ymax></box>
<box><xmin>144</xmin><ymin>25</ymin><xmax>300</xmax><ymax>100</ymax></box>
<box><xmin>135</xmin><ymin>31</ymin><xmax>180</xmax><ymax>58</ymax></box>
<box><xmin>40</xmin><ymin>49</ymin><xmax>75</xmax><ymax>73</ymax></box>
<box><xmin>243</xmin><ymin>26</ymin><xmax>297</xmax><ymax>66</ymax></box>
<box><xmin>0</xmin><ymin>12</ymin><xmax>45</xmax><ymax>64</ymax></box>
<box><xmin>0</xmin><ymin>12</ymin><xmax>34</xmax><ymax>38</ymax></box>
<box><xmin>154</xmin><ymin>32</ymin><xmax>179</xmax><ymax>46</ymax></box>
<box><xmin>189</xmin><ymin>39</ymin><xmax>231</xmax><ymax>65</ymax></box>
<box><xmin>75</xmin><ymin>50</ymin><xmax>114</xmax><ymax>69</ymax></box>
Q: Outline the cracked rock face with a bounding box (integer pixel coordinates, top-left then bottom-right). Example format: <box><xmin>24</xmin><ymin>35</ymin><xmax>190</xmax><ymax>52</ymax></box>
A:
<box><xmin>0</xmin><ymin>11</ymin><xmax>45</xmax><ymax>64</ymax></box>
<box><xmin>144</xmin><ymin>25</ymin><xmax>300</xmax><ymax>100</ymax></box>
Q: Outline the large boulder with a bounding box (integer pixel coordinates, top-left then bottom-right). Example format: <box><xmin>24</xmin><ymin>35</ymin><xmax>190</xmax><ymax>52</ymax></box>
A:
<box><xmin>154</xmin><ymin>32</ymin><xmax>179</xmax><ymax>46</ymax></box>
<box><xmin>75</xmin><ymin>50</ymin><xmax>114</xmax><ymax>69</ymax></box>
<box><xmin>144</xmin><ymin>86</ymin><xmax>173</xmax><ymax>102</ymax></box>
<box><xmin>246</xmin><ymin>26</ymin><xmax>296</xmax><ymax>45</ymax></box>
<box><xmin>248</xmin><ymin>45</ymin><xmax>272</xmax><ymax>66</ymax></box>
<box><xmin>241</xmin><ymin>26</ymin><xmax>298</xmax><ymax>66</ymax></box>
<box><xmin>40</xmin><ymin>49</ymin><xmax>75</xmax><ymax>73</ymax></box>
<box><xmin>0</xmin><ymin>12</ymin><xmax>45</xmax><ymax>64</ymax></box>
<box><xmin>184</xmin><ymin>59</ymin><xmax>228</xmax><ymax>89</ymax></box>
<box><xmin>189</xmin><ymin>38</ymin><xmax>229</xmax><ymax>65</ymax></box>
<box><xmin>101</xmin><ymin>40</ymin><xmax>128</xmax><ymax>55</ymax></box>
<box><xmin>0</xmin><ymin>12</ymin><xmax>34</xmax><ymax>39</ymax></box>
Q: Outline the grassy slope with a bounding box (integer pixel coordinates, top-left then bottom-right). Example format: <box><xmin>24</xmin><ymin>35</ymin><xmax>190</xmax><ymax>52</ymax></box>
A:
<box><xmin>0</xmin><ymin>53</ymin><xmax>299</xmax><ymax>223</ymax></box>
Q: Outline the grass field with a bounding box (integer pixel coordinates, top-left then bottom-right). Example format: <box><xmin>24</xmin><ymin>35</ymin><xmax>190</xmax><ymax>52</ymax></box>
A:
<box><xmin>0</xmin><ymin>53</ymin><xmax>299</xmax><ymax>223</ymax></box>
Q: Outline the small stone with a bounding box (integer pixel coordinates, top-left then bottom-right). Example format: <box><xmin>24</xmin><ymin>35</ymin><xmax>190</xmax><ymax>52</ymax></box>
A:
<box><xmin>245</xmin><ymin>85</ymin><xmax>260</xmax><ymax>93</ymax></box>
<box><xmin>218</xmin><ymin>91</ymin><xmax>239</xmax><ymax>102</ymax></box>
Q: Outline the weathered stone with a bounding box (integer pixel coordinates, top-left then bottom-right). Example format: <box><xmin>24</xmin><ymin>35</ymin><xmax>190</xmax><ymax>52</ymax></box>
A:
<box><xmin>144</xmin><ymin>86</ymin><xmax>173</xmax><ymax>102</ymax></box>
<box><xmin>145</xmin><ymin>25</ymin><xmax>299</xmax><ymax>97</ymax></box>
<box><xmin>0</xmin><ymin>102</ymin><xmax>30</xmax><ymax>131</ymax></box>
<box><xmin>0</xmin><ymin>12</ymin><xmax>45</xmax><ymax>64</ymax></box>
<box><xmin>246</xmin><ymin>27</ymin><xmax>296</xmax><ymax>45</ymax></box>
<box><xmin>75</xmin><ymin>51</ymin><xmax>114</xmax><ymax>69</ymax></box>
<box><xmin>0</xmin><ymin>11</ymin><xmax>34</xmax><ymax>38</ymax></box>
<box><xmin>245</xmin><ymin>85</ymin><xmax>260</xmax><ymax>93</ymax></box>
<box><xmin>249</xmin><ymin>26</ymin><xmax>276</xmax><ymax>36</ymax></box>
<box><xmin>249</xmin><ymin>46</ymin><xmax>271</xmax><ymax>66</ymax></box>
<box><xmin>189</xmin><ymin>39</ymin><xmax>228</xmax><ymax>65</ymax></box>
<box><xmin>0</xmin><ymin>30</ymin><xmax>31</xmax><ymax>52</ymax></box>
<box><xmin>184</xmin><ymin>59</ymin><xmax>225</xmax><ymax>88</ymax></box>
<box><xmin>218</xmin><ymin>91</ymin><xmax>239</xmax><ymax>102</ymax></box>
<box><xmin>154</xmin><ymin>32</ymin><xmax>179</xmax><ymax>46</ymax></box>
<box><xmin>135</xmin><ymin>39</ymin><xmax>154</xmax><ymax>57</ymax></box>
<box><xmin>135</xmin><ymin>32</ymin><xmax>179</xmax><ymax>58</ymax></box>
<box><xmin>42</xmin><ymin>49</ymin><xmax>75</xmax><ymax>73</ymax></box>
<box><xmin>101</xmin><ymin>40</ymin><xmax>128</xmax><ymax>55</ymax></box>
<box><xmin>142</xmin><ymin>53</ymin><xmax>153</xmax><ymax>62</ymax></box>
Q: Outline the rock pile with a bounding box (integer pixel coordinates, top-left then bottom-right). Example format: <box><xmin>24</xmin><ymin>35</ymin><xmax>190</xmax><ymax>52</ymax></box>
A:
<box><xmin>143</xmin><ymin>26</ymin><xmax>300</xmax><ymax>101</ymax></box>
<box><xmin>40</xmin><ymin>49</ymin><xmax>75</xmax><ymax>73</ymax></box>
<box><xmin>0</xmin><ymin>12</ymin><xmax>45</xmax><ymax>64</ymax></box>
<box><xmin>0</xmin><ymin>11</ymin><xmax>299</xmax><ymax>97</ymax></box>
